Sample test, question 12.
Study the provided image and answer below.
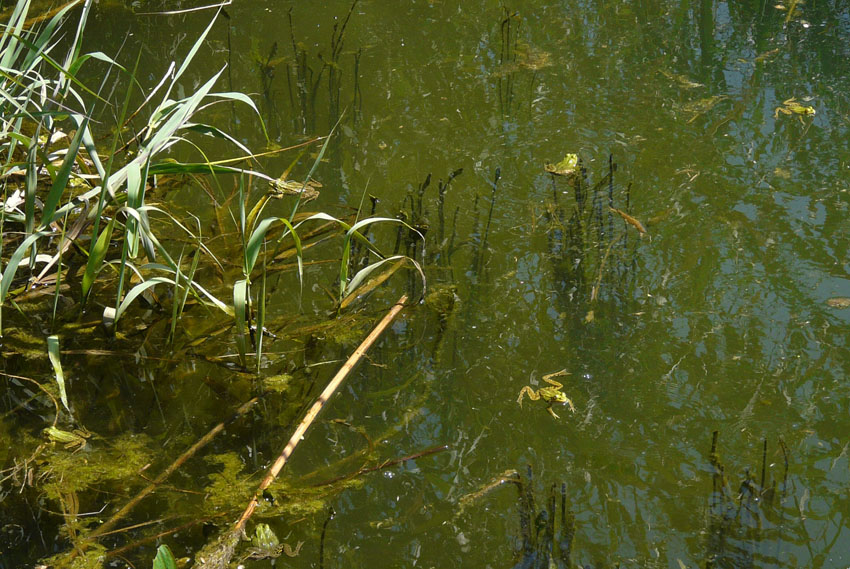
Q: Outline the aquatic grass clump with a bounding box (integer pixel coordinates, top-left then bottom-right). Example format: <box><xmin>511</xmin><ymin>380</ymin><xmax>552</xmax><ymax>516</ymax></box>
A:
<box><xmin>0</xmin><ymin>1</ymin><xmax>275</xmax><ymax>340</ymax></box>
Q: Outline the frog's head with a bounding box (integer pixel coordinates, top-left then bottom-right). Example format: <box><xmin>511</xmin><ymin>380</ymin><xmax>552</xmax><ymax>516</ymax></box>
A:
<box><xmin>551</xmin><ymin>392</ymin><xmax>569</xmax><ymax>404</ymax></box>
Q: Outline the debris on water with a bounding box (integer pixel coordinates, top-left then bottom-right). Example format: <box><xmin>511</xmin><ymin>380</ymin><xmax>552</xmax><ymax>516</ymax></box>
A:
<box><xmin>826</xmin><ymin>297</ymin><xmax>850</xmax><ymax>309</ymax></box>
<box><xmin>609</xmin><ymin>207</ymin><xmax>647</xmax><ymax>235</ymax></box>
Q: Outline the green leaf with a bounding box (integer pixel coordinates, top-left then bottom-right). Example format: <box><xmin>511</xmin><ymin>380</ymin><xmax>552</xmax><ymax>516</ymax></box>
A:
<box><xmin>245</xmin><ymin>217</ymin><xmax>301</xmax><ymax>277</ymax></box>
<box><xmin>172</xmin><ymin>10</ymin><xmax>219</xmax><ymax>85</ymax></box>
<box><xmin>152</xmin><ymin>544</ymin><xmax>178</xmax><ymax>569</ymax></box>
<box><xmin>81</xmin><ymin>217</ymin><xmax>115</xmax><ymax>306</ymax></box>
<box><xmin>114</xmin><ymin>277</ymin><xmax>174</xmax><ymax>324</ymax></box>
<box><xmin>0</xmin><ymin>0</ymin><xmax>31</xmax><ymax>69</ymax></box>
<box><xmin>147</xmin><ymin>160</ymin><xmax>269</xmax><ymax>179</ymax></box>
<box><xmin>183</xmin><ymin>122</ymin><xmax>253</xmax><ymax>157</ymax></box>
<box><xmin>344</xmin><ymin>255</ymin><xmax>425</xmax><ymax>300</ymax></box>
<box><xmin>339</xmin><ymin>217</ymin><xmax>421</xmax><ymax>300</ymax></box>
<box><xmin>1</xmin><ymin>230</ymin><xmax>51</xmax><ymax>304</ymax></box>
<box><xmin>46</xmin><ymin>335</ymin><xmax>70</xmax><ymax>413</ymax></box>
<box><xmin>125</xmin><ymin>161</ymin><xmax>143</xmax><ymax>257</ymax></box>
<box><xmin>233</xmin><ymin>278</ymin><xmax>249</xmax><ymax>366</ymax></box>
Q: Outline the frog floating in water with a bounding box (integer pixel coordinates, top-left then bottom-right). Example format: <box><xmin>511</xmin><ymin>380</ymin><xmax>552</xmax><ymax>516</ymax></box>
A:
<box><xmin>246</xmin><ymin>523</ymin><xmax>283</xmax><ymax>560</ymax></box>
<box><xmin>268</xmin><ymin>177</ymin><xmax>321</xmax><ymax>202</ymax></box>
<box><xmin>544</xmin><ymin>153</ymin><xmax>579</xmax><ymax>178</ymax></box>
<box><xmin>774</xmin><ymin>97</ymin><xmax>815</xmax><ymax>123</ymax></box>
<box><xmin>517</xmin><ymin>369</ymin><xmax>575</xmax><ymax>419</ymax></box>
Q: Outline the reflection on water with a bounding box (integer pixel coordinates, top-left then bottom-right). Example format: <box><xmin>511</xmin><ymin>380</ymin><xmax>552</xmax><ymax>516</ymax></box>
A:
<box><xmin>4</xmin><ymin>0</ymin><xmax>850</xmax><ymax>567</ymax></box>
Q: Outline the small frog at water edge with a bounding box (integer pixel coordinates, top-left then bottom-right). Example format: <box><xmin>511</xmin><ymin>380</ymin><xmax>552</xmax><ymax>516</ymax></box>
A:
<box><xmin>268</xmin><ymin>176</ymin><xmax>321</xmax><ymax>202</ymax></box>
<box><xmin>516</xmin><ymin>369</ymin><xmax>575</xmax><ymax>419</ymax></box>
<box><xmin>43</xmin><ymin>426</ymin><xmax>92</xmax><ymax>452</ymax></box>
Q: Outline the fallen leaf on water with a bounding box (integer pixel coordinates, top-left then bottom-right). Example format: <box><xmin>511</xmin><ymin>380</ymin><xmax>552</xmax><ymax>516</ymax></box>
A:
<box><xmin>826</xmin><ymin>297</ymin><xmax>850</xmax><ymax>309</ymax></box>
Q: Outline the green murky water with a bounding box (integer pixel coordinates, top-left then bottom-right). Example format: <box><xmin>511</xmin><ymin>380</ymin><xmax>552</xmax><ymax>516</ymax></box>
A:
<box><xmin>4</xmin><ymin>1</ymin><xmax>850</xmax><ymax>567</ymax></box>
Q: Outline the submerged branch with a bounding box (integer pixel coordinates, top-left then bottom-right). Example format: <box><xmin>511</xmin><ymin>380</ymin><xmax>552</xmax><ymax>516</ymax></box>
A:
<box><xmin>192</xmin><ymin>295</ymin><xmax>408</xmax><ymax>569</ymax></box>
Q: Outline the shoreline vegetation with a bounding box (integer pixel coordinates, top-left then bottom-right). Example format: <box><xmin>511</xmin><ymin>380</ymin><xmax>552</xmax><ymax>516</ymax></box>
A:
<box><xmin>1</xmin><ymin>2</ymin><xmax>423</xmax><ymax>566</ymax></box>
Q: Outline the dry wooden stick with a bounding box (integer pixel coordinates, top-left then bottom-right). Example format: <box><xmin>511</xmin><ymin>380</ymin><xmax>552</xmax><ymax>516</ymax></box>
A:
<box><xmin>232</xmin><ymin>294</ymin><xmax>408</xmax><ymax>532</ymax></box>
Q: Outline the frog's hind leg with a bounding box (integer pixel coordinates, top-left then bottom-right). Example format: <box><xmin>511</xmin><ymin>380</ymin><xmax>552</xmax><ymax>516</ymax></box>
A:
<box><xmin>542</xmin><ymin>369</ymin><xmax>569</xmax><ymax>386</ymax></box>
<box><xmin>517</xmin><ymin>386</ymin><xmax>536</xmax><ymax>406</ymax></box>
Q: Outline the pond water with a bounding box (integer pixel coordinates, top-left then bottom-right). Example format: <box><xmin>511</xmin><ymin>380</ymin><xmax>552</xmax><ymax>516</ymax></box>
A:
<box><xmin>4</xmin><ymin>1</ymin><xmax>850</xmax><ymax>567</ymax></box>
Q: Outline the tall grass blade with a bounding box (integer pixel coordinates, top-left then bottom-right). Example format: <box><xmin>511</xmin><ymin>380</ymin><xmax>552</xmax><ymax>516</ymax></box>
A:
<box><xmin>61</xmin><ymin>0</ymin><xmax>92</xmax><ymax>80</ymax></box>
<box><xmin>113</xmin><ymin>276</ymin><xmax>174</xmax><ymax>324</ymax></box>
<box><xmin>125</xmin><ymin>160</ymin><xmax>143</xmax><ymax>257</ymax></box>
<box><xmin>343</xmin><ymin>255</ymin><xmax>424</xmax><ymax>303</ymax></box>
<box><xmin>171</xmin><ymin>9</ymin><xmax>219</xmax><ymax>87</ymax></box>
<box><xmin>0</xmin><ymin>0</ymin><xmax>31</xmax><ymax>69</ymax></box>
<box><xmin>256</xmin><ymin>248</ymin><xmax>267</xmax><ymax>373</ymax></box>
<box><xmin>245</xmin><ymin>217</ymin><xmax>301</xmax><ymax>274</ymax></box>
<box><xmin>21</xmin><ymin>0</ymin><xmax>79</xmax><ymax>71</ymax></box>
<box><xmin>39</xmin><ymin>116</ymin><xmax>87</xmax><ymax>227</ymax></box>
<box><xmin>169</xmin><ymin>247</ymin><xmax>185</xmax><ymax>344</ymax></box>
<box><xmin>288</xmin><ymin>119</ymin><xmax>339</xmax><ymax>220</ymax></box>
<box><xmin>339</xmin><ymin>217</ymin><xmax>421</xmax><ymax>301</ymax></box>
<box><xmin>25</xmin><ymin>136</ymin><xmax>37</xmax><ymax>237</ymax></box>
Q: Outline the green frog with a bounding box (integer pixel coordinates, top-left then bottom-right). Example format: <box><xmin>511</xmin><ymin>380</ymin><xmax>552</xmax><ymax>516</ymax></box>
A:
<box><xmin>544</xmin><ymin>153</ymin><xmax>579</xmax><ymax>177</ymax></box>
<box><xmin>268</xmin><ymin>177</ymin><xmax>321</xmax><ymax>202</ymax></box>
<box><xmin>774</xmin><ymin>97</ymin><xmax>815</xmax><ymax>123</ymax></box>
<box><xmin>243</xmin><ymin>523</ymin><xmax>283</xmax><ymax>561</ymax></box>
<box><xmin>43</xmin><ymin>426</ymin><xmax>91</xmax><ymax>452</ymax></box>
<box><xmin>517</xmin><ymin>369</ymin><xmax>575</xmax><ymax>419</ymax></box>
<box><xmin>241</xmin><ymin>523</ymin><xmax>304</xmax><ymax>562</ymax></box>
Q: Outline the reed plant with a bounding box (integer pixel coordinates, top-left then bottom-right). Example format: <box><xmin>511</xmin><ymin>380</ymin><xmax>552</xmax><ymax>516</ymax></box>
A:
<box><xmin>1</xmin><ymin>0</ymin><xmax>422</xmax><ymax>351</ymax></box>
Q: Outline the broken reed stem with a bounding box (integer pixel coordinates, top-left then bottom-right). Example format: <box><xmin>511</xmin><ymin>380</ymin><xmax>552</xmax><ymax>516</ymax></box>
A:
<box><xmin>233</xmin><ymin>294</ymin><xmax>408</xmax><ymax>532</ymax></box>
<box><xmin>590</xmin><ymin>231</ymin><xmax>623</xmax><ymax>302</ymax></box>
<box><xmin>88</xmin><ymin>397</ymin><xmax>260</xmax><ymax>542</ymax></box>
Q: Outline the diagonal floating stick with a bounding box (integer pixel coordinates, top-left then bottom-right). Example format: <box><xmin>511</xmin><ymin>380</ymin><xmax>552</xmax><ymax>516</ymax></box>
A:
<box><xmin>193</xmin><ymin>295</ymin><xmax>407</xmax><ymax>569</ymax></box>
<box><xmin>233</xmin><ymin>294</ymin><xmax>408</xmax><ymax>531</ymax></box>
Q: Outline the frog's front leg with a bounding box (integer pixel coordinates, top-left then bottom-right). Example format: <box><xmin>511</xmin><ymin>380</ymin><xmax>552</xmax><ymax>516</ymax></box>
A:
<box><xmin>546</xmin><ymin>404</ymin><xmax>561</xmax><ymax>419</ymax></box>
